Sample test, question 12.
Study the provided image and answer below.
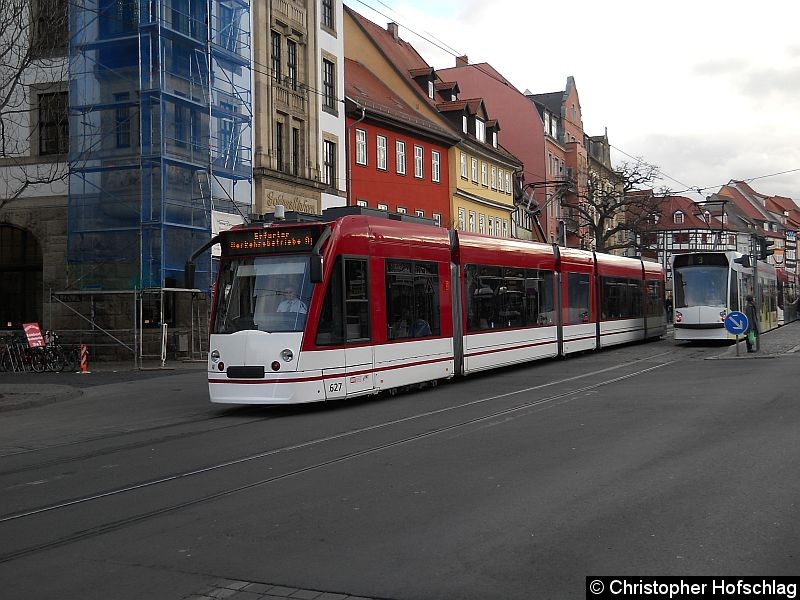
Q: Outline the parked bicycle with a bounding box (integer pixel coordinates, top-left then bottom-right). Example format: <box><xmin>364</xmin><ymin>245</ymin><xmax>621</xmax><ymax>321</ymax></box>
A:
<box><xmin>0</xmin><ymin>331</ymin><xmax>79</xmax><ymax>373</ymax></box>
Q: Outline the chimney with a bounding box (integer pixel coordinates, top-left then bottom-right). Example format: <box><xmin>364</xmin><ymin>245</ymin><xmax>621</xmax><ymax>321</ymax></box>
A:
<box><xmin>387</xmin><ymin>22</ymin><xmax>399</xmax><ymax>40</ymax></box>
<box><xmin>456</xmin><ymin>55</ymin><xmax>469</xmax><ymax>67</ymax></box>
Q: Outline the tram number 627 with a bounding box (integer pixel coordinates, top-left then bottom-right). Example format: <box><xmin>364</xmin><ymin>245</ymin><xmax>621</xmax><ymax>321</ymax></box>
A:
<box><xmin>328</xmin><ymin>382</ymin><xmax>343</xmax><ymax>393</ymax></box>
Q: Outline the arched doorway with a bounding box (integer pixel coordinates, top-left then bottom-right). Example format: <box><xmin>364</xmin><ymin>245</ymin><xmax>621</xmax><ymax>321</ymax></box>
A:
<box><xmin>0</xmin><ymin>225</ymin><xmax>43</xmax><ymax>329</ymax></box>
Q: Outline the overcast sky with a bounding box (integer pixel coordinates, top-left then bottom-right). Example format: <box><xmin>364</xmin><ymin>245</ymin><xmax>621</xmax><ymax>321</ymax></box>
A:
<box><xmin>349</xmin><ymin>0</ymin><xmax>800</xmax><ymax>204</ymax></box>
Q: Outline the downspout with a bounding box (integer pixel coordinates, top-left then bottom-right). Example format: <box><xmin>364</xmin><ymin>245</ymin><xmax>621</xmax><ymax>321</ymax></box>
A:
<box><xmin>345</xmin><ymin>103</ymin><xmax>366</xmax><ymax>205</ymax></box>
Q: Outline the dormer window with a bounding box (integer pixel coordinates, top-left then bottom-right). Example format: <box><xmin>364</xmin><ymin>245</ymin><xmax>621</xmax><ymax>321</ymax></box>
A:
<box><xmin>462</xmin><ymin>115</ymin><xmax>468</xmax><ymax>134</ymax></box>
<box><xmin>674</xmin><ymin>210</ymin><xmax>684</xmax><ymax>224</ymax></box>
<box><xmin>428</xmin><ymin>79</ymin><xmax>434</xmax><ymax>99</ymax></box>
<box><xmin>492</xmin><ymin>131</ymin><xmax>497</xmax><ymax>148</ymax></box>
<box><xmin>475</xmin><ymin>118</ymin><xmax>485</xmax><ymax>143</ymax></box>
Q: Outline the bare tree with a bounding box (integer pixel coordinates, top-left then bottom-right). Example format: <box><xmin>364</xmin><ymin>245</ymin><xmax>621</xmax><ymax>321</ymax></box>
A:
<box><xmin>562</xmin><ymin>159</ymin><xmax>666</xmax><ymax>253</ymax></box>
<box><xmin>0</xmin><ymin>0</ymin><xmax>69</xmax><ymax>211</ymax></box>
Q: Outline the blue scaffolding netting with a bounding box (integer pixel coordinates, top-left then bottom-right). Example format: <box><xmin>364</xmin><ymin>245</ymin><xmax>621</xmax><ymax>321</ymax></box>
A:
<box><xmin>67</xmin><ymin>0</ymin><xmax>252</xmax><ymax>292</ymax></box>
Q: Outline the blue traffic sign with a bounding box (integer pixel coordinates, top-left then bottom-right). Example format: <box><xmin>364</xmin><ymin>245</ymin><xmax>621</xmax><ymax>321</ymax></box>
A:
<box><xmin>724</xmin><ymin>311</ymin><xmax>749</xmax><ymax>335</ymax></box>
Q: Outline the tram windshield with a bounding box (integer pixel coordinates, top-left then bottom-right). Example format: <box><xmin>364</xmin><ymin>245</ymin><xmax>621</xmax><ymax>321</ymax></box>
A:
<box><xmin>674</xmin><ymin>265</ymin><xmax>727</xmax><ymax>308</ymax></box>
<box><xmin>213</xmin><ymin>255</ymin><xmax>312</xmax><ymax>333</ymax></box>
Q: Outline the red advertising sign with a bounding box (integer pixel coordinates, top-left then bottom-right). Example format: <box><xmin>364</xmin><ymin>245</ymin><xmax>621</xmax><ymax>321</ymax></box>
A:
<box><xmin>23</xmin><ymin>322</ymin><xmax>45</xmax><ymax>348</ymax></box>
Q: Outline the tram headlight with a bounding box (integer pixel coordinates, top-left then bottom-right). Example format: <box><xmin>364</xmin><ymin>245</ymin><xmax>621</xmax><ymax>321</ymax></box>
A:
<box><xmin>281</xmin><ymin>348</ymin><xmax>294</xmax><ymax>362</ymax></box>
<box><xmin>210</xmin><ymin>349</ymin><xmax>220</xmax><ymax>363</ymax></box>
<box><xmin>675</xmin><ymin>311</ymin><xmax>682</xmax><ymax>323</ymax></box>
<box><xmin>719</xmin><ymin>310</ymin><xmax>727</xmax><ymax>322</ymax></box>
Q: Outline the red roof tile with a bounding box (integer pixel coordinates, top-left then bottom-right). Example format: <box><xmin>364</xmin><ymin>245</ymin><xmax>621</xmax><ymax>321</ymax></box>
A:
<box><xmin>345</xmin><ymin>58</ymin><xmax>456</xmax><ymax>140</ymax></box>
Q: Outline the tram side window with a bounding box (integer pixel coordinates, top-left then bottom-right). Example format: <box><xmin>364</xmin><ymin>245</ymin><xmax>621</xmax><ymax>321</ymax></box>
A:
<box><xmin>465</xmin><ymin>264</ymin><xmax>553</xmax><ymax>331</ymax></box>
<box><xmin>566</xmin><ymin>272</ymin><xmax>590</xmax><ymax>324</ymax></box>
<box><xmin>645</xmin><ymin>279</ymin><xmax>663</xmax><ymax>317</ymax></box>
<box><xmin>729</xmin><ymin>271</ymin><xmax>739</xmax><ymax>312</ymax></box>
<box><xmin>345</xmin><ymin>259</ymin><xmax>370</xmax><ymax>342</ymax></box>
<box><xmin>601</xmin><ymin>277</ymin><xmax>642</xmax><ymax>319</ymax></box>
<box><xmin>316</xmin><ymin>257</ymin><xmax>344</xmax><ymax>346</ymax></box>
<box><xmin>386</xmin><ymin>260</ymin><xmax>440</xmax><ymax>340</ymax></box>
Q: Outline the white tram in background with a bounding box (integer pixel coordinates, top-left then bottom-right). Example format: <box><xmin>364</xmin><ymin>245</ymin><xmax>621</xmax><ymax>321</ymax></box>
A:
<box><xmin>671</xmin><ymin>251</ymin><xmax>778</xmax><ymax>342</ymax></box>
<box><xmin>197</xmin><ymin>207</ymin><xmax>666</xmax><ymax>405</ymax></box>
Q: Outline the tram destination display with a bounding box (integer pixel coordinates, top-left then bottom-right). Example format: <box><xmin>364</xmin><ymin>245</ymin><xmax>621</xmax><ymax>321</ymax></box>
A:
<box><xmin>222</xmin><ymin>226</ymin><xmax>322</xmax><ymax>256</ymax></box>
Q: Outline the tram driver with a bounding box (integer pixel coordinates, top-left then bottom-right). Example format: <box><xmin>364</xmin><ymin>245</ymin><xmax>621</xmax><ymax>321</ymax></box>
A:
<box><xmin>277</xmin><ymin>287</ymin><xmax>307</xmax><ymax>314</ymax></box>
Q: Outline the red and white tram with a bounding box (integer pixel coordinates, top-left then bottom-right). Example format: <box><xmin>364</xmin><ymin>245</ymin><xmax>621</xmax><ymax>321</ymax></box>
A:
<box><xmin>201</xmin><ymin>207</ymin><xmax>665</xmax><ymax>405</ymax></box>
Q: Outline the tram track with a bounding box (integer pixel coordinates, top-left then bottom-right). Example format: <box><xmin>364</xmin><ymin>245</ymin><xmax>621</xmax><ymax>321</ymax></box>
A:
<box><xmin>0</xmin><ymin>412</ymin><xmax>284</xmax><ymax>475</ymax></box>
<box><xmin>0</xmin><ymin>351</ymin><xmax>680</xmax><ymax>565</ymax></box>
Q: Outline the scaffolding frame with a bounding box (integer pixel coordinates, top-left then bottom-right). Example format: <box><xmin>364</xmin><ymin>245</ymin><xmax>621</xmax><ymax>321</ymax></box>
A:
<box><xmin>50</xmin><ymin>287</ymin><xmax>208</xmax><ymax>367</ymax></box>
<box><xmin>66</xmin><ymin>0</ymin><xmax>252</xmax><ymax>305</ymax></box>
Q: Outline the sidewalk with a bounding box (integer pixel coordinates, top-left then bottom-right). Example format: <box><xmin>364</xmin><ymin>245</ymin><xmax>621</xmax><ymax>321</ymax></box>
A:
<box><xmin>708</xmin><ymin>319</ymin><xmax>800</xmax><ymax>359</ymax></box>
<box><xmin>0</xmin><ymin>359</ymin><xmax>207</xmax><ymax>412</ymax></box>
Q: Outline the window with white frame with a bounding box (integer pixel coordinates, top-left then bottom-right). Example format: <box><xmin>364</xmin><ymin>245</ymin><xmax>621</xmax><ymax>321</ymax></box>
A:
<box><xmin>475</xmin><ymin>118</ymin><xmax>485</xmax><ymax>142</ymax></box>
<box><xmin>355</xmin><ymin>129</ymin><xmax>367</xmax><ymax>165</ymax></box>
<box><xmin>492</xmin><ymin>131</ymin><xmax>497</xmax><ymax>148</ymax></box>
<box><xmin>498</xmin><ymin>169</ymin><xmax>504</xmax><ymax>192</ymax></box>
<box><xmin>674</xmin><ymin>210</ymin><xmax>684</xmax><ymax>224</ymax></box>
<box><xmin>396</xmin><ymin>140</ymin><xmax>406</xmax><ymax>174</ymax></box>
<box><xmin>433</xmin><ymin>213</ymin><xmax>441</xmax><ymax>226</ymax></box>
<box><xmin>481</xmin><ymin>163</ymin><xmax>488</xmax><ymax>186</ymax></box>
<box><xmin>458</xmin><ymin>207</ymin><xmax>466</xmax><ymax>230</ymax></box>
<box><xmin>428</xmin><ymin>79</ymin><xmax>434</xmax><ymax>99</ymax></box>
<box><xmin>462</xmin><ymin>115</ymin><xmax>468</xmax><ymax>133</ymax></box>
<box><xmin>471</xmin><ymin>158</ymin><xmax>478</xmax><ymax>182</ymax></box>
<box><xmin>356</xmin><ymin>199</ymin><xmax>368</xmax><ymax>207</ymax></box>
<box><xmin>491</xmin><ymin>166</ymin><xmax>497</xmax><ymax>190</ymax></box>
<box><xmin>414</xmin><ymin>145</ymin><xmax>423</xmax><ymax>178</ymax></box>
<box><xmin>505</xmin><ymin>172</ymin><xmax>511</xmax><ymax>194</ymax></box>
<box><xmin>322</xmin><ymin>139</ymin><xmax>336</xmax><ymax>186</ymax></box>
<box><xmin>322</xmin><ymin>58</ymin><xmax>336</xmax><ymax>111</ymax></box>
<box><xmin>432</xmin><ymin>150</ymin><xmax>440</xmax><ymax>182</ymax></box>
<box><xmin>415</xmin><ymin>209</ymin><xmax>424</xmax><ymax>217</ymax></box>
<box><xmin>503</xmin><ymin>219</ymin><xmax>508</xmax><ymax>238</ymax></box>
<box><xmin>460</xmin><ymin>152</ymin><xmax>467</xmax><ymax>178</ymax></box>
<box><xmin>488</xmin><ymin>217</ymin><xmax>494</xmax><ymax>236</ymax></box>
<box><xmin>479</xmin><ymin>214</ymin><xmax>486</xmax><ymax>234</ymax></box>
<box><xmin>543</xmin><ymin>113</ymin><xmax>550</xmax><ymax>134</ymax></box>
<box><xmin>376</xmin><ymin>135</ymin><xmax>387</xmax><ymax>170</ymax></box>
<box><xmin>378</xmin><ymin>203</ymin><xmax>388</xmax><ymax>211</ymax></box>
<box><xmin>397</xmin><ymin>206</ymin><xmax>407</xmax><ymax>214</ymax></box>
<box><xmin>469</xmin><ymin>211</ymin><xmax>476</xmax><ymax>232</ymax></box>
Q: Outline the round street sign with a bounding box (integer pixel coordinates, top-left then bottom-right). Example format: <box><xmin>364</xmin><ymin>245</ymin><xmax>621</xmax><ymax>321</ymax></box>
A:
<box><xmin>724</xmin><ymin>311</ymin><xmax>749</xmax><ymax>335</ymax></box>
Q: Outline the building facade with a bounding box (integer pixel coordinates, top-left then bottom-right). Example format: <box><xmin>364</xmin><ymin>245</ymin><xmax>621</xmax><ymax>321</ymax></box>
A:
<box><xmin>438</xmin><ymin>59</ymin><xmax>545</xmax><ymax>242</ymax></box>
<box><xmin>0</xmin><ymin>0</ymin><xmax>70</xmax><ymax>331</ymax></box>
<box><xmin>345</xmin><ymin>59</ymin><xmax>457</xmax><ymax>221</ymax></box>
<box><xmin>344</xmin><ymin>6</ymin><xmax>521</xmax><ymax>237</ymax></box>
<box><xmin>529</xmin><ymin>78</ymin><xmax>589</xmax><ymax>247</ymax></box>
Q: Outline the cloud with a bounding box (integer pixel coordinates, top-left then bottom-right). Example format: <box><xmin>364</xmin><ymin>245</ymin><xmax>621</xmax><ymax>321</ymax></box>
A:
<box><xmin>738</xmin><ymin>64</ymin><xmax>800</xmax><ymax>102</ymax></box>
<box><xmin>692</xmin><ymin>58</ymin><xmax>750</xmax><ymax>77</ymax></box>
<box><xmin>622</xmin><ymin>132</ymin><xmax>800</xmax><ymax>200</ymax></box>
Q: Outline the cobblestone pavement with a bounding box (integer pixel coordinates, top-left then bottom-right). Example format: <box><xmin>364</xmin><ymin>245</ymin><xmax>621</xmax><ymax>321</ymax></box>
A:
<box><xmin>184</xmin><ymin>579</ymin><xmax>384</xmax><ymax>600</ymax></box>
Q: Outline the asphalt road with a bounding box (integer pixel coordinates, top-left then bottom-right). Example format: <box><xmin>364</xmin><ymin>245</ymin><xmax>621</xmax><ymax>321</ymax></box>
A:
<box><xmin>1</xmin><ymin>337</ymin><xmax>798</xmax><ymax>600</ymax></box>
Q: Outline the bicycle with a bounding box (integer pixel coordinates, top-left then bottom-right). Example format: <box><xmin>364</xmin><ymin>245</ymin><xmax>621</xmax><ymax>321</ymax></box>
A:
<box><xmin>44</xmin><ymin>331</ymin><xmax>78</xmax><ymax>373</ymax></box>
